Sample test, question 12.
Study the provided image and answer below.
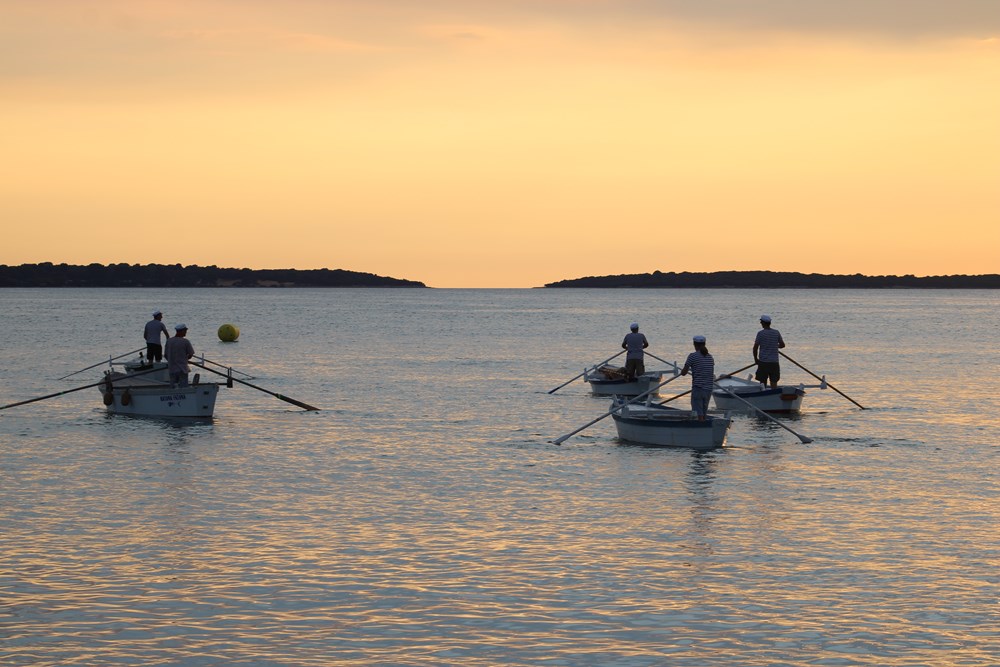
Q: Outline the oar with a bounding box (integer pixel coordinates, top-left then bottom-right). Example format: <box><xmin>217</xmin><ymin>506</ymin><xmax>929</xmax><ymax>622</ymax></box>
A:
<box><xmin>644</xmin><ymin>352</ymin><xmax>680</xmax><ymax>373</ymax></box>
<box><xmin>190</xmin><ymin>362</ymin><xmax>319</xmax><ymax>411</ymax></box>
<box><xmin>657</xmin><ymin>362</ymin><xmax>757</xmax><ymax>406</ymax></box>
<box><xmin>547</xmin><ymin>350</ymin><xmax>626</xmax><ymax>394</ymax></box>
<box><xmin>0</xmin><ymin>366</ymin><xmax>163</xmax><ymax>411</ymax></box>
<box><xmin>198</xmin><ymin>356</ymin><xmax>255</xmax><ymax>379</ymax></box>
<box><xmin>779</xmin><ymin>351</ymin><xmax>866</xmax><ymax>409</ymax></box>
<box><xmin>551</xmin><ymin>373</ymin><xmax>683</xmax><ymax>445</ymax></box>
<box><xmin>56</xmin><ymin>348</ymin><xmax>145</xmax><ymax>380</ymax></box>
<box><xmin>713</xmin><ymin>382</ymin><xmax>813</xmax><ymax>444</ymax></box>
<box><xmin>719</xmin><ymin>362</ymin><xmax>758</xmax><ymax>380</ymax></box>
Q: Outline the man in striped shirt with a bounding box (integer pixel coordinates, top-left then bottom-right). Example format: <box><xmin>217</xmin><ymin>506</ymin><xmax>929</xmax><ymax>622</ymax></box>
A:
<box><xmin>681</xmin><ymin>335</ymin><xmax>714</xmax><ymax>420</ymax></box>
<box><xmin>753</xmin><ymin>314</ymin><xmax>785</xmax><ymax>388</ymax></box>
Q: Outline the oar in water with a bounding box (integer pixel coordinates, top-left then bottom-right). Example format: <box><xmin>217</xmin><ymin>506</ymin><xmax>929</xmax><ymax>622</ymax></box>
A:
<box><xmin>190</xmin><ymin>362</ymin><xmax>319</xmax><ymax>411</ymax></box>
<box><xmin>657</xmin><ymin>362</ymin><xmax>757</xmax><ymax>406</ymax></box>
<box><xmin>56</xmin><ymin>348</ymin><xmax>145</xmax><ymax>380</ymax></box>
<box><xmin>551</xmin><ymin>373</ymin><xmax>683</xmax><ymax>445</ymax></box>
<box><xmin>713</xmin><ymin>382</ymin><xmax>813</xmax><ymax>444</ymax></box>
<box><xmin>0</xmin><ymin>366</ymin><xmax>163</xmax><ymax>411</ymax></box>
<box><xmin>779</xmin><ymin>351</ymin><xmax>866</xmax><ymax>409</ymax></box>
<box><xmin>547</xmin><ymin>350</ymin><xmax>626</xmax><ymax>394</ymax></box>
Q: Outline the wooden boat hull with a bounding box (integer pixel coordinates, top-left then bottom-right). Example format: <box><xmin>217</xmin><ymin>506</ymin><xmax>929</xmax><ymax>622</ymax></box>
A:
<box><xmin>611</xmin><ymin>402</ymin><xmax>731</xmax><ymax>450</ymax></box>
<box><xmin>712</xmin><ymin>377</ymin><xmax>805</xmax><ymax>413</ymax></box>
<box><xmin>98</xmin><ymin>362</ymin><xmax>221</xmax><ymax>417</ymax></box>
<box><xmin>585</xmin><ymin>371</ymin><xmax>666</xmax><ymax>396</ymax></box>
<box><xmin>100</xmin><ymin>383</ymin><xmax>220</xmax><ymax>418</ymax></box>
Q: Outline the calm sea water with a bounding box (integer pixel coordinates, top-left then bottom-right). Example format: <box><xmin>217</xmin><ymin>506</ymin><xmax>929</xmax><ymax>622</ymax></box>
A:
<box><xmin>1</xmin><ymin>288</ymin><xmax>997</xmax><ymax>666</ymax></box>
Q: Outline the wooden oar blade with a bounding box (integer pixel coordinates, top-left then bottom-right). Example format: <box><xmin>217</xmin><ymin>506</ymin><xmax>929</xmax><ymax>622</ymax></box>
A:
<box><xmin>272</xmin><ymin>393</ymin><xmax>320</xmax><ymax>411</ymax></box>
<box><xmin>779</xmin><ymin>351</ymin><xmax>866</xmax><ymax>409</ymax></box>
<box><xmin>191</xmin><ymin>362</ymin><xmax>319</xmax><ymax>411</ymax></box>
<box><xmin>713</xmin><ymin>382</ymin><xmax>812</xmax><ymax>444</ymax></box>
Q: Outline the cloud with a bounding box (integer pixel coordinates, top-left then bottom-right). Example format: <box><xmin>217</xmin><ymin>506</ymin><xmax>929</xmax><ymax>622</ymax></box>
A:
<box><xmin>332</xmin><ymin>0</ymin><xmax>1000</xmax><ymax>40</ymax></box>
<box><xmin>628</xmin><ymin>0</ymin><xmax>1000</xmax><ymax>40</ymax></box>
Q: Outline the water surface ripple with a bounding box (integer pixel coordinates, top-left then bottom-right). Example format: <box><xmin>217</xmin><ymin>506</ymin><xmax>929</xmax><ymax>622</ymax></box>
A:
<box><xmin>1</xmin><ymin>288</ymin><xmax>997</xmax><ymax>666</ymax></box>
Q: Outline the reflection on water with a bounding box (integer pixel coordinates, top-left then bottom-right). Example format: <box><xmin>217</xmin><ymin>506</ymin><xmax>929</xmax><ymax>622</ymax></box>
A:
<box><xmin>1</xmin><ymin>288</ymin><xmax>997</xmax><ymax>666</ymax></box>
<box><xmin>681</xmin><ymin>453</ymin><xmax>719</xmax><ymax>568</ymax></box>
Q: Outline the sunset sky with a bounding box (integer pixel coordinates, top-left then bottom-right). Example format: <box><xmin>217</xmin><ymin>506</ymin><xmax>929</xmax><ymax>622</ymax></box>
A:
<box><xmin>2</xmin><ymin>1</ymin><xmax>998</xmax><ymax>287</ymax></box>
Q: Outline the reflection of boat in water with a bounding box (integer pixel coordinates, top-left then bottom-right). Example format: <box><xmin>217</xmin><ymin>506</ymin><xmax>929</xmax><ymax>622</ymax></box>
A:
<box><xmin>610</xmin><ymin>397</ymin><xmax>731</xmax><ymax>450</ymax></box>
<box><xmin>712</xmin><ymin>374</ymin><xmax>828</xmax><ymax>413</ymax></box>
<box><xmin>98</xmin><ymin>359</ymin><xmax>227</xmax><ymax>418</ymax></box>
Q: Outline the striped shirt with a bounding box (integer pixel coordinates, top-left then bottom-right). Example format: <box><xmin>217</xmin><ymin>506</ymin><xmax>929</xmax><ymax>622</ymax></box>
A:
<box><xmin>684</xmin><ymin>351</ymin><xmax>715</xmax><ymax>390</ymax></box>
<box><xmin>754</xmin><ymin>328</ymin><xmax>784</xmax><ymax>363</ymax></box>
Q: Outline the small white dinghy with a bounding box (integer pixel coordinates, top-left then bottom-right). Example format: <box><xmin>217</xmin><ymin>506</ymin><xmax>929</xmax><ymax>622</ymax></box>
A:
<box><xmin>712</xmin><ymin>374</ymin><xmax>827</xmax><ymax>414</ymax></box>
<box><xmin>98</xmin><ymin>358</ymin><xmax>226</xmax><ymax>418</ymax></box>
<box><xmin>584</xmin><ymin>363</ymin><xmax>680</xmax><ymax>397</ymax></box>
<box><xmin>610</xmin><ymin>396</ymin><xmax>732</xmax><ymax>450</ymax></box>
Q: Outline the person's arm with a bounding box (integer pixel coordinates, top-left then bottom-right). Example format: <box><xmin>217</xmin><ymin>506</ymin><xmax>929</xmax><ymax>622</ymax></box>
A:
<box><xmin>622</xmin><ymin>337</ymin><xmax>628</xmax><ymax>350</ymax></box>
<box><xmin>752</xmin><ymin>342</ymin><xmax>760</xmax><ymax>363</ymax></box>
<box><xmin>642</xmin><ymin>335</ymin><xmax>649</xmax><ymax>349</ymax></box>
<box><xmin>778</xmin><ymin>334</ymin><xmax>785</xmax><ymax>349</ymax></box>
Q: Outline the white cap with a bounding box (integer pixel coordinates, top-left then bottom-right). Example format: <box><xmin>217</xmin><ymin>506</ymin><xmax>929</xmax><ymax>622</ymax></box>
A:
<box><xmin>630</xmin><ymin>322</ymin><xmax>639</xmax><ymax>330</ymax></box>
<box><xmin>152</xmin><ymin>309</ymin><xmax>162</xmax><ymax>317</ymax></box>
<box><xmin>760</xmin><ymin>314</ymin><xmax>772</xmax><ymax>323</ymax></box>
<box><xmin>175</xmin><ymin>323</ymin><xmax>188</xmax><ymax>331</ymax></box>
<box><xmin>693</xmin><ymin>335</ymin><xmax>706</xmax><ymax>344</ymax></box>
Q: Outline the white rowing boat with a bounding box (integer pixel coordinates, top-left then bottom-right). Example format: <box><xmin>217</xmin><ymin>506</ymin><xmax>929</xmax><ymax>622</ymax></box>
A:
<box><xmin>98</xmin><ymin>358</ymin><xmax>227</xmax><ymax>418</ymax></box>
<box><xmin>712</xmin><ymin>374</ymin><xmax>827</xmax><ymax>413</ymax></box>
<box><xmin>610</xmin><ymin>397</ymin><xmax>731</xmax><ymax>450</ymax></box>
<box><xmin>584</xmin><ymin>363</ymin><xmax>680</xmax><ymax>397</ymax></box>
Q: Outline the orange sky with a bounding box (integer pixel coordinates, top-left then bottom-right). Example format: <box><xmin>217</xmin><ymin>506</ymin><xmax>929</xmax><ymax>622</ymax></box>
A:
<box><xmin>2</xmin><ymin>1</ymin><xmax>998</xmax><ymax>287</ymax></box>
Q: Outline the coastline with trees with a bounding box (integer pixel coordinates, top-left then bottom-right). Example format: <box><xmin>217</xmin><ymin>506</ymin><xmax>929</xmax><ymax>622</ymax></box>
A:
<box><xmin>0</xmin><ymin>263</ymin><xmax>426</xmax><ymax>288</ymax></box>
<box><xmin>543</xmin><ymin>271</ymin><xmax>1000</xmax><ymax>289</ymax></box>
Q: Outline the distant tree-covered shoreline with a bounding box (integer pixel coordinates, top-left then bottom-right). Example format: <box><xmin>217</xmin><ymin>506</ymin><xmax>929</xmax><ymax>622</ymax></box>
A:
<box><xmin>544</xmin><ymin>271</ymin><xmax>1000</xmax><ymax>289</ymax></box>
<box><xmin>0</xmin><ymin>263</ymin><xmax>426</xmax><ymax>288</ymax></box>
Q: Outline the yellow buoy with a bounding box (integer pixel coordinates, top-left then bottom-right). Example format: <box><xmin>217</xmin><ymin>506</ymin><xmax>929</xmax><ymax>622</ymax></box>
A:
<box><xmin>218</xmin><ymin>323</ymin><xmax>240</xmax><ymax>342</ymax></box>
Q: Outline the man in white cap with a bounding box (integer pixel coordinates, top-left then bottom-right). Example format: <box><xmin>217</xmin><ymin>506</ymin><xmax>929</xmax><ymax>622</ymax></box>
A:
<box><xmin>681</xmin><ymin>335</ymin><xmax>714</xmax><ymax>420</ymax></box>
<box><xmin>164</xmin><ymin>324</ymin><xmax>195</xmax><ymax>388</ymax></box>
<box><xmin>753</xmin><ymin>314</ymin><xmax>785</xmax><ymax>388</ymax></box>
<box><xmin>621</xmin><ymin>322</ymin><xmax>649</xmax><ymax>381</ymax></box>
<box><xmin>143</xmin><ymin>309</ymin><xmax>170</xmax><ymax>363</ymax></box>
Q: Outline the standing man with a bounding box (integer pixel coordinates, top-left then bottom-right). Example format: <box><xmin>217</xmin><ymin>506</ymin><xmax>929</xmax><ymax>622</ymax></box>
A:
<box><xmin>753</xmin><ymin>314</ymin><xmax>785</xmax><ymax>389</ymax></box>
<box><xmin>681</xmin><ymin>335</ymin><xmax>714</xmax><ymax>420</ymax></box>
<box><xmin>164</xmin><ymin>324</ymin><xmax>195</xmax><ymax>388</ymax></box>
<box><xmin>143</xmin><ymin>309</ymin><xmax>170</xmax><ymax>363</ymax></box>
<box><xmin>621</xmin><ymin>322</ymin><xmax>649</xmax><ymax>381</ymax></box>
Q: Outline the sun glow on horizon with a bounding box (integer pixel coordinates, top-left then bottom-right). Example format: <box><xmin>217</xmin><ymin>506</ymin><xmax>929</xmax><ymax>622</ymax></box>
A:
<box><xmin>2</xmin><ymin>1</ymin><xmax>998</xmax><ymax>287</ymax></box>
